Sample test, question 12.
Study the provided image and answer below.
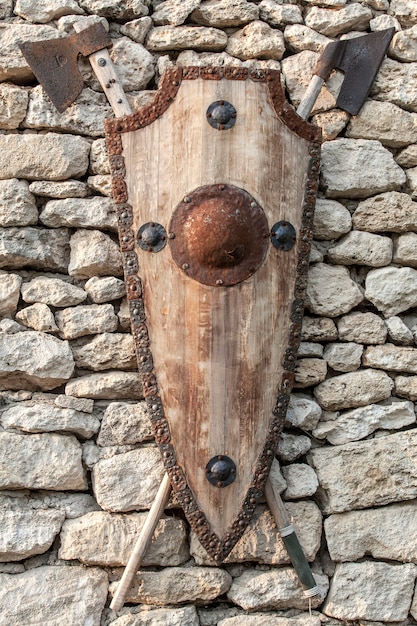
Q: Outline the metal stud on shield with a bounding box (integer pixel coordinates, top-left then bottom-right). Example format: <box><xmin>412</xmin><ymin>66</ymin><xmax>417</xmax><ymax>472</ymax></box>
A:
<box><xmin>19</xmin><ymin>19</ymin><xmax>394</xmax><ymax>611</ymax></box>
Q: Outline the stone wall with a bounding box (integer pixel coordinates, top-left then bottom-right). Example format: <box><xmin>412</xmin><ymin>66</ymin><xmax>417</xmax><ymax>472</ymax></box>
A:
<box><xmin>0</xmin><ymin>0</ymin><xmax>417</xmax><ymax>624</ymax></box>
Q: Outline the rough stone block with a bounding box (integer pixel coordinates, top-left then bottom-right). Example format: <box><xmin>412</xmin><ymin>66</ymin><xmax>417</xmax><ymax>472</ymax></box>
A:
<box><xmin>371</xmin><ymin>58</ymin><xmax>417</xmax><ymax>112</ymax></box>
<box><xmin>0</xmin><ymin>566</ymin><xmax>108</xmax><ymax>626</ymax></box>
<box><xmin>55</xmin><ymin>304</ymin><xmax>118</xmax><ymax>340</ymax></box>
<box><xmin>65</xmin><ymin>370</ymin><xmax>142</xmax><ymax>399</ymax></box>
<box><xmin>92</xmin><ymin>446</ymin><xmax>164</xmax><ymax>511</ymax></box>
<box><xmin>327</xmin><ymin>231</ymin><xmax>393</xmax><ymax>267</ymax></box>
<box><xmin>308</xmin><ymin>430</ymin><xmax>417</xmax><ymax>513</ymax></box>
<box><xmin>0</xmin><ymin>431</ymin><xmax>86</xmax><ymax>490</ymax></box>
<box><xmin>0</xmin><ymin>23</ymin><xmax>60</xmax><ymax>82</ymax></box>
<box><xmin>0</xmin><ymin>272</ymin><xmax>22</xmax><ymax>317</ymax></box>
<box><xmin>323</xmin><ymin>561</ymin><xmax>417</xmax><ymax>621</ymax></box>
<box><xmin>337</xmin><ymin>311</ymin><xmax>387</xmax><ymax>344</ymax></box>
<box><xmin>191</xmin><ymin>0</ymin><xmax>259</xmax><ymax>27</ymax></box>
<box><xmin>323</xmin><ymin>342</ymin><xmax>363</xmax><ymax>372</ymax></box>
<box><xmin>146</xmin><ymin>25</ymin><xmax>227</xmax><ymax>52</ymax></box>
<box><xmin>346</xmin><ymin>99</ymin><xmax>417</xmax><ymax>147</ymax></box>
<box><xmin>294</xmin><ymin>357</ymin><xmax>327</xmax><ymax>387</ymax></box>
<box><xmin>14</xmin><ymin>0</ymin><xmax>84</xmax><ymax>23</ymax></box>
<box><xmin>59</xmin><ymin>511</ymin><xmax>189</xmax><ymax>566</ymax></box>
<box><xmin>363</xmin><ymin>343</ymin><xmax>417</xmax><ymax>373</ymax></box>
<box><xmin>285</xmin><ymin>393</ymin><xmax>322</xmax><ymax>430</ymax></box>
<box><xmin>97</xmin><ymin>401</ymin><xmax>153</xmax><ymax>446</ymax></box>
<box><xmin>353</xmin><ymin>191</ymin><xmax>417</xmax><ymax>233</ymax></box>
<box><xmin>312</xmin><ymin>198</ymin><xmax>351</xmax><ymax>240</ymax></box>
<box><xmin>365</xmin><ymin>266</ymin><xmax>417</xmax><ymax>316</ymax></box>
<box><xmin>0</xmin><ymin>227</ymin><xmax>70</xmax><ymax>272</ymax></box>
<box><xmin>41</xmin><ymin>196</ymin><xmax>117</xmax><ymax>231</ymax></box>
<box><xmin>306</xmin><ymin>263</ymin><xmax>363</xmax><ymax>317</ymax></box>
<box><xmin>0</xmin><ymin>330</ymin><xmax>74</xmax><ymax>390</ymax></box>
<box><xmin>71</xmin><ymin>332</ymin><xmax>136</xmax><ymax>370</ymax></box>
<box><xmin>21</xmin><ymin>276</ymin><xmax>87</xmax><ymax>307</ymax></box>
<box><xmin>314</xmin><ymin>368</ymin><xmax>393</xmax><ymax>411</ymax></box>
<box><xmin>0</xmin><ymin>402</ymin><xmax>100</xmax><ymax>438</ymax></box>
<box><xmin>226</xmin><ymin>20</ymin><xmax>285</xmax><ymax>60</ymax></box>
<box><xmin>305</xmin><ymin>3</ymin><xmax>372</xmax><ymax>36</ymax></box>
<box><xmin>0</xmin><ymin>178</ymin><xmax>37</xmax><ymax>226</ymax></box>
<box><xmin>0</xmin><ymin>133</ymin><xmax>90</xmax><ymax>181</ymax></box>
<box><xmin>84</xmin><ymin>276</ymin><xmax>126</xmax><ymax>303</ymax></box>
<box><xmin>68</xmin><ymin>229</ymin><xmax>123</xmax><ymax>278</ymax></box>
<box><xmin>78</xmin><ymin>0</ymin><xmax>148</xmax><ymax>20</ymax></box>
<box><xmin>15</xmin><ymin>302</ymin><xmax>59</xmax><ymax>332</ymax></box>
<box><xmin>110</xmin><ymin>607</ymin><xmax>200</xmax><ymax>626</ymax></box>
<box><xmin>0</xmin><ymin>83</ymin><xmax>28</xmax><ymax>130</ymax></box>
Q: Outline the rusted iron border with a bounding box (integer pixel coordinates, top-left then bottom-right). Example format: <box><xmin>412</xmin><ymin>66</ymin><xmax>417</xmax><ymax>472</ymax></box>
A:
<box><xmin>106</xmin><ymin>67</ymin><xmax>321</xmax><ymax>563</ymax></box>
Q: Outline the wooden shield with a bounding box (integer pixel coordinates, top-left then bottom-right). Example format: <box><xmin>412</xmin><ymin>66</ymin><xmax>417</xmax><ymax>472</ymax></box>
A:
<box><xmin>105</xmin><ymin>67</ymin><xmax>321</xmax><ymax>563</ymax></box>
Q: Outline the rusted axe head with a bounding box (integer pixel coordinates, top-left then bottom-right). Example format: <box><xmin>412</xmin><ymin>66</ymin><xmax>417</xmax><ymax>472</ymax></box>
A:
<box><xmin>19</xmin><ymin>23</ymin><xmax>112</xmax><ymax>113</ymax></box>
<box><xmin>315</xmin><ymin>28</ymin><xmax>395</xmax><ymax>115</ymax></box>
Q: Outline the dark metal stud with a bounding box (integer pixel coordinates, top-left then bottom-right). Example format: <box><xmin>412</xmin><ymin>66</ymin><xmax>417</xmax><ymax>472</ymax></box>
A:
<box><xmin>206</xmin><ymin>455</ymin><xmax>236</xmax><ymax>488</ymax></box>
<box><xmin>271</xmin><ymin>221</ymin><xmax>297</xmax><ymax>251</ymax></box>
<box><xmin>206</xmin><ymin>100</ymin><xmax>237</xmax><ymax>130</ymax></box>
<box><xmin>137</xmin><ymin>222</ymin><xmax>167</xmax><ymax>253</ymax></box>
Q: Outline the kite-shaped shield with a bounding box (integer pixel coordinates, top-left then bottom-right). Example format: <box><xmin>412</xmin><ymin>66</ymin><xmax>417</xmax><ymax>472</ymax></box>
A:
<box><xmin>105</xmin><ymin>66</ymin><xmax>321</xmax><ymax>563</ymax></box>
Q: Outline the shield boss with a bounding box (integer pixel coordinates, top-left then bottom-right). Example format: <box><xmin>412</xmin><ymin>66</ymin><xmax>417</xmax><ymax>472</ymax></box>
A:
<box><xmin>169</xmin><ymin>183</ymin><xmax>269</xmax><ymax>286</ymax></box>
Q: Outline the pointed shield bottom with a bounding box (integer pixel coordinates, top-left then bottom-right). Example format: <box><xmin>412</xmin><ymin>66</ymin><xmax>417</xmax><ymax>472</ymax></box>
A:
<box><xmin>105</xmin><ymin>66</ymin><xmax>321</xmax><ymax>563</ymax></box>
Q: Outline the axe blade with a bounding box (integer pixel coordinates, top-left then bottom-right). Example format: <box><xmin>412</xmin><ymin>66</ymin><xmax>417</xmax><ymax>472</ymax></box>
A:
<box><xmin>19</xmin><ymin>23</ymin><xmax>112</xmax><ymax>113</ymax></box>
<box><xmin>335</xmin><ymin>28</ymin><xmax>395</xmax><ymax>115</ymax></box>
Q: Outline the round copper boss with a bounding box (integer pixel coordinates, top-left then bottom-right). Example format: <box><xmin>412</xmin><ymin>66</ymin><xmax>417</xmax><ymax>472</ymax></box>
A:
<box><xmin>169</xmin><ymin>184</ymin><xmax>269</xmax><ymax>286</ymax></box>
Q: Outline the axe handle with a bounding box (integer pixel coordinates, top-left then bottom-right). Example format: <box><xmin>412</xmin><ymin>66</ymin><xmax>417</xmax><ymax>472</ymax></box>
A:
<box><xmin>110</xmin><ymin>472</ymin><xmax>172</xmax><ymax>612</ymax></box>
<box><xmin>296</xmin><ymin>75</ymin><xmax>324</xmax><ymax>121</ymax></box>
<box><xmin>265</xmin><ymin>478</ymin><xmax>320</xmax><ymax>598</ymax></box>
<box><xmin>73</xmin><ymin>21</ymin><xmax>131</xmax><ymax>117</ymax></box>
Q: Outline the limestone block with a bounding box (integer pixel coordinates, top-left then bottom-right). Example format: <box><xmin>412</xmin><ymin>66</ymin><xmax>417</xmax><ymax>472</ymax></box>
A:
<box><xmin>281</xmin><ymin>50</ymin><xmax>341</xmax><ymax>111</ymax></box>
<box><xmin>146</xmin><ymin>25</ymin><xmax>227</xmax><ymax>52</ymax></box>
<box><xmin>191</xmin><ymin>502</ymin><xmax>322</xmax><ymax>566</ymax></box>
<box><xmin>16</xmin><ymin>303</ymin><xmax>59</xmax><ymax>332</ymax></box>
<box><xmin>327</xmin><ymin>231</ymin><xmax>392</xmax><ymax>267</ymax></box>
<box><xmin>72</xmin><ymin>332</ymin><xmax>136</xmax><ymax>370</ymax></box>
<box><xmin>323</xmin><ymin>561</ymin><xmax>417</xmax><ymax>621</ymax></box>
<box><xmin>325</xmin><ymin>501</ymin><xmax>417</xmax><ymax>562</ymax></box>
<box><xmin>385</xmin><ymin>315</ymin><xmax>414</xmax><ymax>344</ymax></box>
<box><xmin>29</xmin><ymin>179</ymin><xmax>89</xmax><ymax>198</ymax></box>
<box><xmin>390</xmin><ymin>25</ymin><xmax>417</xmax><ymax>62</ymax></box>
<box><xmin>0</xmin><ymin>23</ymin><xmax>59</xmax><ymax>82</ymax></box>
<box><xmin>21</xmin><ymin>276</ymin><xmax>87</xmax><ymax>307</ymax></box>
<box><xmin>365</xmin><ymin>266</ymin><xmax>417</xmax><ymax>316</ymax></box>
<box><xmin>59</xmin><ymin>511</ymin><xmax>188</xmax><ymax>566</ymax></box>
<box><xmin>152</xmin><ymin>0</ymin><xmax>199</xmax><ymax>25</ymax></box>
<box><xmin>0</xmin><ymin>330</ymin><xmax>74</xmax><ymax>390</ymax></box>
<box><xmin>321</xmin><ymin>139</ymin><xmax>406</xmax><ymax>198</ymax></box>
<box><xmin>284</xmin><ymin>24</ymin><xmax>331</xmax><ymax>54</ymax></box>
<box><xmin>312</xmin><ymin>109</ymin><xmax>349</xmax><ymax>141</ymax></box>
<box><xmin>337</xmin><ymin>312</ymin><xmax>386</xmax><ymax>344</ymax></box>
<box><xmin>111</xmin><ymin>607</ymin><xmax>199</xmax><ymax>626</ymax></box>
<box><xmin>87</xmin><ymin>175</ymin><xmax>112</xmax><ymax>197</ymax></box>
<box><xmin>25</xmin><ymin>86</ymin><xmax>111</xmax><ymax>137</ymax></box>
<box><xmin>286</xmin><ymin>393</ymin><xmax>322</xmax><ymax>430</ymax></box>
<box><xmin>282</xmin><ymin>464</ymin><xmax>319</xmax><ymax>499</ymax></box>
<box><xmin>0</xmin><ymin>178</ymin><xmax>37</xmax><ymax>227</ymax></box>
<box><xmin>294</xmin><ymin>357</ymin><xmax>327</xmax><ymax>387</ymax></box>
<box><xmin>306</xmin><ymin>263</ymin><xmax>363</xmax><ymax>317</ymax></box>
<box><xmin>217</xmin><ymin>616</ymin><xmax>321</xmax><ymax>626</ymax></box>
<box><xmin>0</xmin><ymin>83</ymin><xmax>28</xmax><ymax>130</ymax></box>
<box><xmin>371</xmin><ymin>58</ymin><xmax>417</xmax><ymax>112</ymax></box>
<box><xmin>226</xmin><ymin>21</ymin><xmax>285</xmax><ymax>60</ymax></box>
<box><xmin>89</xmin><ymin>138</ymin><xmax>109</xmax><ymax>175</ymax></box>
<box><xmin>269</xmin><ymin>458</ymin><xmax>287</xmax><ymax>495</ymax></box>
<box><xmin>301</xmin><ymin>316</ymin><xmax>338</xmax><ymax>341</ymax></box>
<box><xmin>308</xmin><ymin>430</ymin><xmax>417</xmax><ymax>513</ymax></box>
<box><xmin>55</xmin><ymin>393</ymin><xmax>94</xmax><ymax>413</ymax></box>
<box><xmin>92</xmin><ymin>446</ymin><xmax>164</xmax><ymax>511</ymax></box>
<box><xmin>395</xmin><ymin>375</ymin><xmax>417</xmax><ymax>400</ymax></box>
<box><xmin>312</xmin><ymin>399</ymin><xmax>415</xmax><ymax>444</ymax></box>
<box><xmin>78</xmin><ymin>0</ymin><xmax>148</xmax><ymax>19</ymax></box>
<box><xmin>68</xmin><ymin>229</ymin><xmax>123</xmax><ymax>278</ymax></box>
<box><xmin>120</xmin><ymin>17</ymin><xmax>152</xmax><ymax>44</ymax></box>
<box><xmin>347</xmin><ymin>100</ymin><xmax>417</xmax><ymax>148</ymax></box>
<box><xmin>305</xmin><ymin>4</ymin><xmax>372</xmax><ymax>35</ymax></box>
<box><xmin>41</xmin><ymin>196</ymin><xmax>117</xmax><ymax>231</ymax></box>
<box><xmin>0</xmin><ymin>133</ymin><xmax>90</xmax><ymax>181</ymax></box>
<box><xmin>103</xmin><ymin>38</ymin><xmax>155</xmax><ymax>92</ymax></box>
<box><xmin>227</xmin><ymin>568</ymin><xmax>328</xmax><ymax>611</ymax></box>
<box><xmin>397</xmin><ymin>145</ymin><xmax>417</xmax><ymax>168</ymax></box>
<box><xmin>0</xmin><ymin>566</ymin><xmax>108</xmax><ymax>626</ymax></box>
<box><xmin>297</xmin><ymin>342</ymin><xmax>324</xmax><ymax>358</ymax></box>
<box><xmin>55</xmin><ymin>304</ymin><xmax>118</xmax><ymax>340</ymax></box>
<box><xmin>177</xmin><ymin>50</ymin><xmax>242</xmax><ymax>68</ymax></box>
<box><xmin>363</xmin><ymin>343</ymin><xmax>417</xmax><ymax>373</ymax></box>
<box><xmin>110</xmin><ymin>566</ymin><xmax>232</xmax><ymax>605</ymax></box>
<box><xmin>278</xmin><ymin>432</ymin><xmax>311</xmax><ymax>462</ymax></box>
<box><xmin>0</xmin><ymin>227</ymin><xmax>70</xmax><ymax>272</ymax></box>
<box><xmin>393</xmin><ymin>232</ymin><xmax>417</xmax><ymax>268</ymax></box>
<box><xmin>14</xmin><ymin>0</ymin><xmax>84</xmax><ymax>23</ymax></box>
<box><xmin>314</xmin><ymin>368</ymin><xmax>393</xmax><ymax>411</ymax></box>
<box><xmin>407</xmin><ymin>166</ymin><xmax>417</xmax><ymax>199</ymax></box>
<box><xmin>97</xmin><ymin>401</ymin><xmax>153</xmax><ymax>446</ymax></box>
<box><xmin>118</xmin><ymin>296</ymin><xmax>131</xmax><ymax>330</ymax></box>
<box><xmin>0</xmin><ymin>494</ymin><xmax>64</xmax><ymax>561</ymax></box>
<box><xmin>312</xmin><ymin>198</ymin><xmax>351</xmax><ymax>240</ymax></box>
<box><xmin>85</xmin><ymin>276</ymin><xmax>126</xmax><ymax>303</ymax></box>
<box><xmin>323</xmin><ymin>342</ymin><xmax>363</xmax><ymax>372</ymax></box>
<box><xmin>259</xmin><ymin>1</ymin><xmax>302</xmax><ymax>26</ymax></box>
<box><xmin>191</xmin><ymin>0</ymin><xmax>258</xmax><ymax>27</ymax></box>
<box><xmin>65</xmin><ymin>370</ymin><xmax>142</xmax><ymax>399</ymax></box>
<box><xmin>390</xmin><ymin>0</ymin><xmax>417</xmax><ymax>28</ymax></box>
<box><xmin>0</xmin><ymin>402</ymin><xmax>100</xmax><ymax>438</ymax></box>
<box><xmin>353</xmin><ymin>191</ymin><xmax>417</xmax><ymax>233</ymax></box>
<box><xmin>0</xmin><ymin>431</ymin><xmax>86</xmax><ymax>490</ymax></box>
<box><xmin>0</xmin><ymin>273</ymin><xmax>21</xmax><ymax>318</ymax></box>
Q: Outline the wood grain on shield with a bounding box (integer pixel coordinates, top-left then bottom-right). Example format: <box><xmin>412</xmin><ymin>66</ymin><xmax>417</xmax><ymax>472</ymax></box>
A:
<box><xmin>122</xmin><ymin>77</ymin><xmax>311</xmax><ymax>539</ymax></box>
